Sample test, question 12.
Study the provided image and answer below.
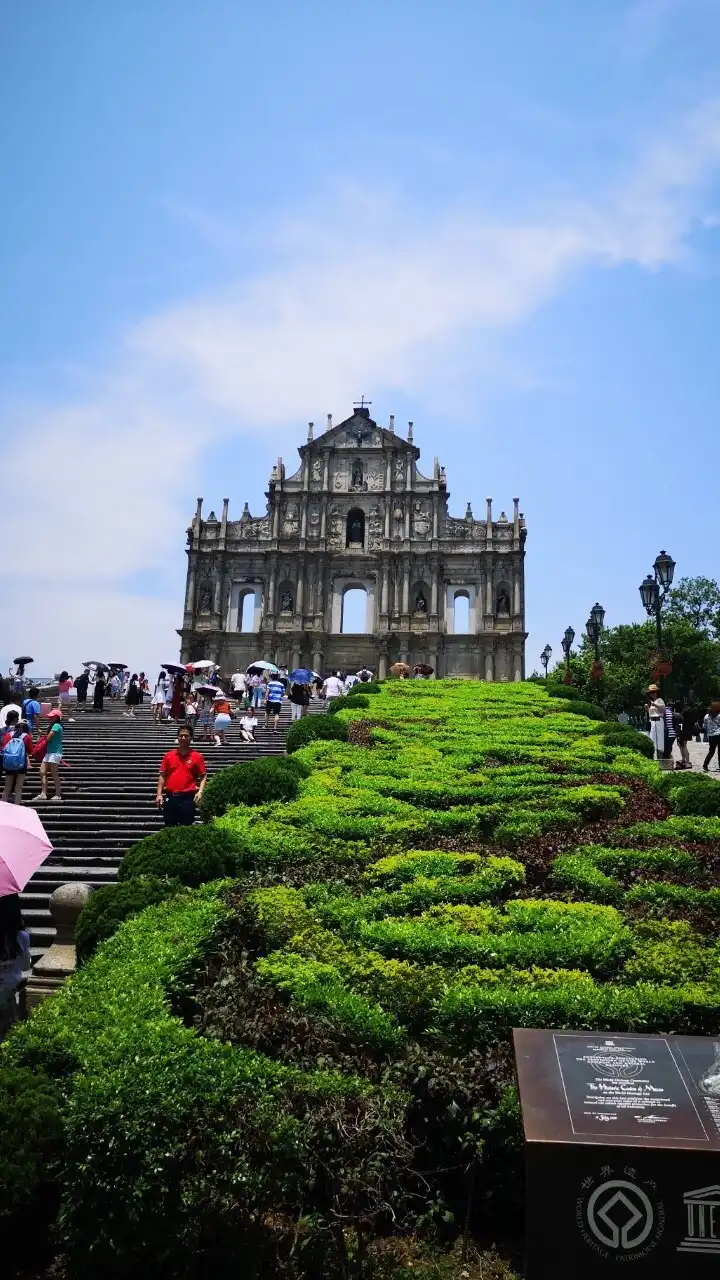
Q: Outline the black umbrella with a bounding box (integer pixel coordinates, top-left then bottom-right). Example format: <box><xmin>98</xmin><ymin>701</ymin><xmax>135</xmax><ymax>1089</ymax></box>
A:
<box><xmin>83</xmin><ymin>661</ymin><xmax>110</xmax><ymax>671</ymax></box>
<box><xmin>107</xmin><ymin>662</ymin><xmax>127</xmax><ymax>670</ymax></box>
<box><xmin>163</xmin><ymin>662</ymin><xmax>188</xmax><ymax>675</ymax></box>
<box><xmin>13</xmin><ymin>656</ymin><xmax>33</xmax><ymax>666</ymax></box>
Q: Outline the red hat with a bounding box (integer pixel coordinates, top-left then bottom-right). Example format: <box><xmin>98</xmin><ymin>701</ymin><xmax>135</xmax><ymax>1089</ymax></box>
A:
<box><xmin>47</xmin><ymin>709</ymin><xmax>63</xmax><ymax>720</ymax></box>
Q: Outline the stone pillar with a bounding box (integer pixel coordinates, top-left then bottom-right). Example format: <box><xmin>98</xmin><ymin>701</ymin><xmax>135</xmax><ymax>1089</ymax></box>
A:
<box><xmin>25</xmin><ymin>883</ymin><xmax>93</xmax><ymax>1010</ymax></box>
<box><xmin>300</xmin><ymin>497</ymin><xmax>308</xmax><ymax>541</ymax></box>
<box><xmin>432</xmin><ymin>496</ymin><xmax>439</xmax><ymax>541</ymax></box>
<box><xmin>513</xmin><ymin>643</ymin><xmax>523</xmax><ymax>683</ymax></box>
<box><xmin>315</xmin><ymin>560</ymin><xmax>325</xmax><ymax>623</ymax></box>
<box><xmin>312</xmin><ymin>645</ymin><xmax>323</xmax><ymax>673</ymax></box>
<box><xmin>404</xmin><ymin>496</ymin><xmax>411</xmax><ymax>541</ymax></box>
<box><xmin>402</xmin><ymin>563</ymin><xmax>410</xmax><ymax>616</ymax></box>
<box><xmin>267</xmin><ymin>564</ymin><xmax>277</xmax><ymax>620</ymax></box>
<box><xmin>485</xmin><ymin>561</ymin><xmax>493</xmax><ymax>615</ymax></box>
<box><xmin>272</xmin><ymin>497</ymin><xmax>280</xmax><ymax>540</ymax></box>
<box><xmin>384</xmin><ymin>495</ymin><xmax>391</xmax><ymax>542</ymax></box>
<box><xmin>296</xmin><ymin>561</ymin><xmax>304</xmax><ymax>617</ymax></box>
<box><xmin>513</xmin><ymin>567</ymin><xmax>521</xmax><ymax>617</ymax></box>
<box><xmin>184</xmin><ymin>551</ymin><xmax>197</xmax><ymax>619</ymax></box>
<box><xmin>431</xmin><ymin>570</ymin><xmax>438</xmax><ymax>617</ymax></box>
<box><xmin>291</xmin><ymin>645</ymin><xmax>301</xmax><ymax>670</ymax></box>
<box><xmin>484</xmin><ymin>645</ymin><xmax>495</xmax><ymax>683</ymax></box>
<box><xmin>381</xmin><ymin>562</ymin><xmax>389</xmax><ymax>615</ymax></box>
<box><xmin>378</xmin><ymin>652</ymin><xmax>388</xmax><ymax>680</ymax></box>
<box><xmin>213</xmin><ymin>559</ymin><xmax>223</xmax><ymax>616</ymax></box>
<box><xmin>322</xmin><ymin>452</ymin><xmax>330</xmax><ymax>490</ymax></box>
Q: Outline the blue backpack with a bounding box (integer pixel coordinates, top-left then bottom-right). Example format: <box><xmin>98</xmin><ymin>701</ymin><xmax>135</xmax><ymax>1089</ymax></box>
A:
<box><xmin>3</xmin><ymin>732</ymin><xmax>27</xmax><ymax>771</ymax></box>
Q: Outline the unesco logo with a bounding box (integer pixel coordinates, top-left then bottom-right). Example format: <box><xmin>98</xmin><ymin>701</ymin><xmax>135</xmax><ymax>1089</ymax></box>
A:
<box><xmin>576</xmin><ymin>1167</ymin><xmax>665</xmax><ymax>1262</ymax></box>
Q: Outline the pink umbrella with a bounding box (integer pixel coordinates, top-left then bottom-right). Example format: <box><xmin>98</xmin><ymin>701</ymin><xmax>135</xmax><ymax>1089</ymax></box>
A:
<box><xmin>0</xmin><ymin>802</ymin><xmax>53</xmax><ymax>896</ymax></box>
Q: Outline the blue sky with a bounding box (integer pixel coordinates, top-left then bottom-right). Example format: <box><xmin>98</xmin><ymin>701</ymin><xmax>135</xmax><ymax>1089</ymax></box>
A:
<box><xmin>2</xmin><ymin>0</ymin><xmax>720</xmax><ymax>678</ymax></box>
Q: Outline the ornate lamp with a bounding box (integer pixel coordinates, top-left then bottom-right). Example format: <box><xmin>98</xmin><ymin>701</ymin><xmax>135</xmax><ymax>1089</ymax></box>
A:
<box><xmin>540</xmin><ymin>644</ymin><xmax>552</xmax><ymax>677</ymax></box>
<box><xmin>590</xmin><ymin>602</ymin><xmax>605</xmax><ymax>632</ymax></box>
<box><xmin>561</xmin><ymin>626</ymin><xmax>575</xmax><ymax>657</ymax></box>
<box><xmin>639</xmin><ymin>574</ymin><xmax>659</xmax><ymax>615</ymax></box>
<box><xmin>653</xmin><ymin>549</ymin><xmax>676</xmax><ymax>590</ymax></box>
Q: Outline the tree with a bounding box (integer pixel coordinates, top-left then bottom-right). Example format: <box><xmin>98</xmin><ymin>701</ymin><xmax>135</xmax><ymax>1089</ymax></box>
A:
<box><xmin>551</xmin><ymin>619</ymin><xmax>720</xmax><ymax>716</ymax></box>
<box><xmin>666</xmin><ymin>576</ymin><xmax>720</xmax><ymax>639</ymax></box>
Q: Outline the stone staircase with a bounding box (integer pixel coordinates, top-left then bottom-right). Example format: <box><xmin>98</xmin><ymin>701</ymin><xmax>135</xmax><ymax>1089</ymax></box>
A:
<box><xmin>21</xmin><ymin>700</ymin><xmax>293</xmax><ymax>957</ymax></box>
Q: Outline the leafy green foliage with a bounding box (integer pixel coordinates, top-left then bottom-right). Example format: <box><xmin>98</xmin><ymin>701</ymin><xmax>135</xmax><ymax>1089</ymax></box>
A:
<box><xmin>75</xmin><ymin>875</ymin><xmax>184</xmax><ymax>962</ymax></box>
<box><xmin>118</xmin><ymin>823</ymin><xmax>242</xmax><ymax>885</ymax></box>
<box><xmin>666</xmin><ymin>575</ymin><xmax>720</xmax><ymax>639</ymax></box>
<box><xmin>326</xmin><ymin>692</ymin><xmax>370</xmax><ymax>714</ymax></box>
<box><xmin>199</xmin><ymin>755</ymin><xmax>306</xmax><ymax>821</ymax></box>
<box><xmin>0</xmin><ymin>1066</ymin><xmax>64</xmax><ymax>1269</ymax></box>
<box><xmin>670</xmin><ymin>779</ymin><xmax>720</xmax><ymax>817</ymax></box>
<box><xmin>285</xmin><ymin>712</ymin><xmax>348</xmax><ymax>753</ymax></box>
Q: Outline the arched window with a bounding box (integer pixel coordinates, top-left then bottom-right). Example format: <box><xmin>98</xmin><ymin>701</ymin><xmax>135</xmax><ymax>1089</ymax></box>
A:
<box><xmin>346</xmin><ymin>508</ymin><xmax>365</xmax><ymax>548</ymax></box>
<box><xmin>453</xmin><ymin>591</ymin><xmax>470</xmax><ymax>635</ymax></box>
<box><xmin>238</xmin><ymin>592</ymin><xmax>255</xmax><ymax>633</ymax></box>
<box><xmin>342</xmin><ymin>587</ymin><xmax>367</xmax><ymax>633</ymax></box>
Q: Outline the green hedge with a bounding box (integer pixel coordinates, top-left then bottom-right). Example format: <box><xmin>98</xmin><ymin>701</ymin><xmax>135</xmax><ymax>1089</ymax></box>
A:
<box><xmin>118</xmin><ymin>824</ymin><xmax>242</xmax><ymax>886</ymax></box>
<box><xmin>594</xmin><ymin>722</ymin><xmax>656</xmax><ymax>759</ymax></box>
<box><xmin>0</xmin><ymin>1066</ymin><xmax>64</xmax><ymax>1269</ymax></box>
<box><xmin>75</xmin><ymin>875</ymin><xmax>184</xmax><ymax>963</ymax></box>
<box><xmin>326</xmin><ymin>693</ymin><xmax>370</xmax><ymax>715</ymax></box>
<box><xmin>670</xmin><ymin>779</ymin><xmax>720</xmax><ymax>817</ymax></box>
<box><xmin>199</xmin><ymin>755</ymin><xmax>307</xmax><ymax>821</ymax></box>
<box><xmin>558</xmin><ymin>699</ymin><xmax>605</xmax><ymax>720</ymax></box>
<box><xmin>286</xmin><ymin>712</ymin><xmax>348</xmax><ymax>753</ymax></box>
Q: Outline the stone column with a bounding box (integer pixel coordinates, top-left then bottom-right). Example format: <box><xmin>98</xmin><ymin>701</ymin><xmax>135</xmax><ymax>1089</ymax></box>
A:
<box><xmin>322</xmin><ymin>452</ymin><xmax>330</xmax><ymax>490</ymax></box>
<box><xmin>378</xmin><ymin>651</ymin><xmax>388</xmax><ymax>680</ymax></box>
<box><xmin>485</xmin><ymin>560</ymin><xmax>494</xmax><ymax>615</ymax></box>
<box><xmin>402</xmin><ymin>563</ymin><xmax>410</xmax><ymax>616</ymax></box>
<box><xmin>272</xmin><ymin>497</ymin><xmax>280</xmax><ymax>540</ymax></box>
<box><xmin>184</xmin><ymin>551</ymin><xmax>197</xmax><ymax>620</ymax></box>
<box><xmin>430</xmin><ymin>568</ymin><xmax>438</xmax><ymax>617</ymax></box>
<box><xmin>315</xmin><ymin>560</ymin><xmax>325</xmax><ymax>623</ymax></box>
<box><xmin>212</xmin><ymin>558</ymin><xmax>223</xmax><ymax>617</ymax></box>
<box><xmin>384</xmin><ymin>496</ymin><xmax>391</xmax><ymax>541</ymax></box>
<box><xmin>432</xmin><ymin>496</ymin><xmax>439</xmax><ymax>541</ymax></box>
<box><xmin>291</xmin><ymin>645</ymin><xmax>301</xmax><ymax>670</ymax></box>
<box><xmin>300</xmin><ymin>497</ymin><xmax>308</xmax><ymax>541</ymax></box>
<box><xmin>296</xmin><ymin>570</ymin><xmax>304</xmax><ymax>617</ymax></box>
<box><xmin>267</xmin><ymin>563</ymin><xmax>277</xmax><ymax>619</ymax></box>
<box><xmin>312</xmin><ymin>645</ymin><xmax>323</xmax><ymax>672</ymax></box>
<box><xmin>484</xmin><ymin>645</ymin><xmax>495</xmax><ymax>683</ymax></box>
<box><xmin>381</xmin><ymin>561</ymin><xmax>389</xmax><ymax>615</ymax></box>
<box><xmin>404</xmin><ymin>496</ymin><xmax>411</xmax><ymax>541</ymax></box>
<box><xmin>25</xmin><ymin>883</ymin><xmax>93</xmax><ymax>1010</ymax></box>
<box><xmin>513</xmin><ymin>568</ymin><xmax>521</xmax><ymax>617</ymax></box>
<box><xmin>513</xmin><ymin>643</ymin><xmax>523</xmax><ymax>683</ymax></box>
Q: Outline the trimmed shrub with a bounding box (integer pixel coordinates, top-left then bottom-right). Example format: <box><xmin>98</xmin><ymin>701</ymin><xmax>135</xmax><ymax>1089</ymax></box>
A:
<box><xmin>546</xmin><ymin>684</ymin><xmax>581</xmax><ymax>700</ymax></box>
<box><xmin>595</xmin><ymin>725</ymin><xmax>655</xmax><ymax>759</ymax></box>
<box><xmin>286</xmin><ymin>712</ymin><xmax>348</xmax><ymax>753</ymax></box>
<box><xmin>75</xmin><ymin>876</ymin><xmax>184</xmax><ymax>963</ymax></box>
<box><xmin>559</xmin><ymin>700</ymin><xmax>605</xmax><ymax>721</ymax></box>
<box><xmin>0</xmin><ymin>1065</ymin><xmax>65</xmax><ymax>1268</ymax></box>
<box><xmin>670</xmin><ymin>780</ymin><xmax>720</xmax><ymax>817</ymax></box>
<box><xmin>327</xmin><ymin>693</ymin><xmax>370</xmax><ymax>715</ymax></box>
<box><xmin>199</xmin><ymin>755</ymin><xmax>306</xmax><ymax>821</ymax></box>
<box><xmin>118</xmin><ymin>823</ymin><xmax>242</xmax><ymax>886</ymax></box>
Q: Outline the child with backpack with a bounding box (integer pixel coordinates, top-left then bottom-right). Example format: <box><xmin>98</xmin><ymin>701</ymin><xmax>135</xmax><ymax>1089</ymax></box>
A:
<box><xmin>1</xmin><ymin>713</ymin><xmax>32</xmax><ymax>804</ymax></box>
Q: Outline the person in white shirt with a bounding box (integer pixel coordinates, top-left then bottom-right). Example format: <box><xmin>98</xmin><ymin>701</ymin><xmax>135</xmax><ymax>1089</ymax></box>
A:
<box><xmin>645</xmin><ymin>683</ymin><xmax>666</xmax><ymax>758</ymax></box>
<box><xmin>322</xmin><ymin>673</ymin><xmax>344</xmax><ymax>702</ymax></box>
<box><xmin>344</xmin><ymin>673</ymin><xmax>360</xmax><ymax>693</ymax></box>
<box><xmin>230</xmin><ymin>671</ymin><xmax>247</xmax><ymax>705</ymax></box>
<box><xmin>239</xmin><ymin>708</ymin><xmax>257</xmax><ymax>742</ymax></box>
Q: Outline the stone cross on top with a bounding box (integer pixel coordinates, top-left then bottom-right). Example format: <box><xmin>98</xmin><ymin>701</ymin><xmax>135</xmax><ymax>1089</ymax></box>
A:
<box><xmin>353</xmin><ymin>396</ymin><xmax>371</xmax><ymax>410</ymax></box>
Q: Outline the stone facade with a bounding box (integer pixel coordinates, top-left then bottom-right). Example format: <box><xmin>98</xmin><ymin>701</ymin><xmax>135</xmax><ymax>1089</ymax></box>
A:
<box><xmin>178</xmin><ymin>407</ymin><xmax>527</xmax><ymax>680</ymax></box>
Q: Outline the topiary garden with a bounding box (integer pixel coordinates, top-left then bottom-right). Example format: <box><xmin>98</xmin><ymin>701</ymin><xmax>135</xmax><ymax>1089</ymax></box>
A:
<box><xmin>2</xmin><ymin>680</ymin><xmax>719</xmax><ymax>1278</ymax></box>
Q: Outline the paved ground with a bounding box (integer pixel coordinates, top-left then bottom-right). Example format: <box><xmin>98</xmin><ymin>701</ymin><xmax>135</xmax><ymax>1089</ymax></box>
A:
<box><xmin>668</xmin><ymin>738</ymin><xmax>720</xmax><ymax>773</ymax></box>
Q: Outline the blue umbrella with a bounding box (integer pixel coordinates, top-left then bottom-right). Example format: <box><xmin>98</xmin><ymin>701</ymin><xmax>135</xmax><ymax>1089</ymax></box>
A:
<box><xmin>289</xmin><ymin>668</ymin><xmax>314</xmax><ymax>684</ymax></box>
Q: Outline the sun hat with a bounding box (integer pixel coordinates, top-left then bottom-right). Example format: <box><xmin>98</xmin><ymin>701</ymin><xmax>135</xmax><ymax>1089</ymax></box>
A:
<box><xmin>47</xmin><ymin>709</ymin><xmax>63</xmax><ymax>720</ymax></box>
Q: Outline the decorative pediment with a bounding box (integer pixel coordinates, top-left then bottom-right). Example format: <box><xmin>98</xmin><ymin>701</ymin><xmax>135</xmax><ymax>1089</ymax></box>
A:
<box><xmin>298</xmin><ymin>410</ymin><xmax>418</xmax><ymax>459</ymax></box>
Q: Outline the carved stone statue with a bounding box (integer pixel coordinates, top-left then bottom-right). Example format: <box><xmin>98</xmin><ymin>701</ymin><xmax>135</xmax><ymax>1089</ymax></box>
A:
<box><xmin>280</xmin><ymin>591</ymin><xmax>293</xmax><ymax>613</ymax></box>
<box><xmin>394</xmin><ymin>458</ymin><xmax>405</xmax><ymax>483</ymax></box>
<box><xmin>496</xmin><ymin>588</ymin><xmax>511</xmax><ymax>616</ymax></box>
<box><xmin>311</xmin><ymin>457</ymin><xmax>323</xmax><ymax>483</ymax></box>
<box><xmin>415</xmin><ymin>592</ymin><xmax>428</xmax><ymax>614</ymax></box>
<box><xmin>351</xmin><ymin>460</ymin><xmax>364</xmax><ymax>488</ymax></box>
<box><xmin>198</xmin><ymin>584</ymin><xmax>212</xmax><ymax>613</ymax></box>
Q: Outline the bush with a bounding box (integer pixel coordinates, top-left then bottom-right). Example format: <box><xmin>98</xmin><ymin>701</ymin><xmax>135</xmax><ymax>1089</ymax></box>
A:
<box><xmin>559</xmin><ymin>699</ymin><xmax>605</xmax><ymax>721</ymax></box>
<box><xmin>75</xmin><ymin>876</ymin><xmax>184</xmax><ymax>963</ymax></box>
<box><xmin>546</xmin><ymin>684</ymin><xmax>581</xmax><ymax>700</ymax></box>
<box><xmin>595</xmin><ymin>725</ymin><xmax>656</xmax><ymax>759</ymax></box>
<box><xmin>0</xmin><ymin>1065</ymin><xmax>64</xmax><ymax>1269</ymax></box>
<box><xmin>118</xmin><ymin>824</ymin><xmax>242</xmax><ymax>886</ymax></box>
<box><xmin>286</xmin><ymin>713</ymin><xmax>348</xmax><ymax>754</ymax></box>
<box><xmin>670</xmin><ymin>780</ymin><xmax>720</xmax><ymax>817</ymax></box>
<box><xmin>200</xmin><ymin>756</ymin><xmax>306</xmax><ymax>821</ymax></box>
<box><xmin>327</xmin><ymin>693</ymin><xmax>370</xmax><ymax>715</ymax></box>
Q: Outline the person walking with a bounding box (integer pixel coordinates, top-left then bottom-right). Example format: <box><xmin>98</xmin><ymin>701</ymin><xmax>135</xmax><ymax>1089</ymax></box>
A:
<box><xmin>250</xmin><ymin>672</ymin><xmax>265</xmax><ymax>709</ymax></box>
<box><xmin>322</xmin><ymin>671</ymin><xmax>344</xmax><ymax>703</ymax></box>
<box><xmin>0</xmin><ymin>895</ymin><xmax>30</xmax><ymax>1042</ymax></box>
<box><xmin>212</xmin><ymin>692</ymin><xmax>232</xmax><ymax>745</ymax></box>
<box><xmin>57</xmin><ymin>671</ymin><xmax>74</xmax><ymax>711</ymax></box>
<box><xmin>74</xmin><ymin>669</ymin><xmax>90</xmax><ymax>710</ymax></box>
<box><xmin>289</xmin><ymin>680</ymin><xmax>309</xmax><ymax>721</ymax></box>
<box><xmin>170</xmin><ymin>673</ymin><xmax>184</xmax><ymax>722</ymax></box>
<box><xmin>645</xmin><ymin>684</ymin><xmax>666</xmax><ymax>759</ymax></box>
<box><xmin>702</xmin><ymin>702</ymin><xmax>720</xmax><ymax>772</ymax></box>
<box><xmin>239</xmin><ymin>706</ymin><xmax>258</xmax><ymax>742</ymax></box>
<box><xmin>185</xmin><ymin>691</ymin><xmax>199</xmax><ymax>735</ymax></box>
<box><xmin>674</xmin><ymin>703</ymin><xmax>692</xmax><ymax>770</ymax></box>
<box><xmin>123</xmin><ymin>673</ymin><xmax>141</xmax><ymax>718</ymax></box>
<box><xmin>31</xmin><ymin>709</ymin><xmax>64</xmax><ymax>802</ymax></box>
<box><xmin>1</xmin><ymin>714</ymin><xmax>32</xmax><ymax>804</ymax></box>
<box><xmin>230</xmin><ymin>669</ymin><xmax>248</xmax><ymax>708</ymax></box>
<box><xmin>265</xmin><ymin>675</ymin><xmax>286</xmax><ymax>730</ymax></box>
<box><xmin>662</xmin><ymin>703</ymin><xmax>677</xmax><ymax>763</ymax></box>
<box><xmin>155</xmin><ymin>726</ymin><xmax>207</xmax><ymax>825</ymax></box>
<box><xmin>151</xmin><ymin>671</ymin><xmax>167</xmax><ymax>722</ymax></box>
<box><xmin>92</xmin><ymin>670</ymin><xmax>106</xmax><ymax>713</ymax></box>
<box><xmin>21</xmin><ymin>688</ymin><xmax>41</xmax><ymax>734</ymax></box>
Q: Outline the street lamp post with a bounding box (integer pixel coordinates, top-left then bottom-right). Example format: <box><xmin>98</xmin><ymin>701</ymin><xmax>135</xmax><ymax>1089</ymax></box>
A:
<box><xmin>540</xmin><ymin>644</ymin><xmax>552</xmax><ymax>678</ymax></box>
<box><xmin>639</xmin><ymin>550</ymin><xmax>676</xmax><ymax>653</ymax></box>
<box><xmin>585</xmin><ymin>603</ymin><xmax>605</xmax><ymax>660</ymax></box>
<box><xmin>561</xmin><ymin>626</ymin><xmax>575</xmax><ymax>681</ymax></box>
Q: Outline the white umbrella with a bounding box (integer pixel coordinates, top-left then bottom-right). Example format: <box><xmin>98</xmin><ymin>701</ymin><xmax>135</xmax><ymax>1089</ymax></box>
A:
<box><xmin>190</xmin><ymin>660</ymin><xmax>217</xmax><ymax>671</ymax></box>
<box><xmin>247</xmin><ymin>660</ymin><xmax>279</xmax><ymax>673</ymax></box>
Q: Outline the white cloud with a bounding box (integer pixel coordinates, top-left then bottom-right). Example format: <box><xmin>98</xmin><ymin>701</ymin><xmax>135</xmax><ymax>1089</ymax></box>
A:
<box><xmin>3</xmin><ymin>101</ymin><xmax>720</xmax><ymax>674</ymax></box>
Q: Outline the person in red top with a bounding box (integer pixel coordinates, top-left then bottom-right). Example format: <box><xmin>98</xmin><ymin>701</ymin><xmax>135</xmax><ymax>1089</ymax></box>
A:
<box><xmin>1</xmin><ymin>713</ymin><xmax>33</xmax><ymax>805</ymax></box>
<box><xmin>155</xmin><ymin>726</ymin><xmax>207</xmax><ymax>826</ymax></box>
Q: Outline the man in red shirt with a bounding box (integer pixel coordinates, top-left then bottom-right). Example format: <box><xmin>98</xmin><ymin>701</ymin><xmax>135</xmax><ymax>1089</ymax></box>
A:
<box><xmin>155</xmin><ymin>726</ymin><xmax>207</xmax><ymax>826</ymax></box>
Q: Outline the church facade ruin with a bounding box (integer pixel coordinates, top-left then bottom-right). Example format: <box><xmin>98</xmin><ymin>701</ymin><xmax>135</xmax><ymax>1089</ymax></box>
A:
<box><xmin>178</xmin><ymin>405</ymin><xmax>527</xmax><ymax>679</ymax></box>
